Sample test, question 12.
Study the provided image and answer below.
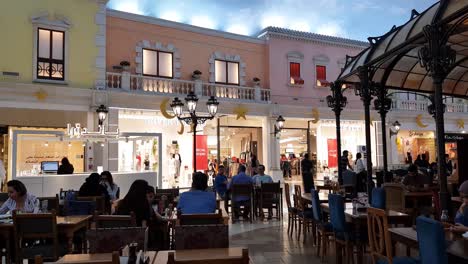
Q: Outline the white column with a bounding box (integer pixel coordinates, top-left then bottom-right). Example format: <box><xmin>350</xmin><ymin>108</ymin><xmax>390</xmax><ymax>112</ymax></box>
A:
<box><xmin>107</xmin><ymin>108</ymin><xmax>119</xmax><ymax>171</ymax></box>
<box><xmin>265</xmin><ymin>117</ymin><xmax>282</xmax><ymax>182</ymax></box>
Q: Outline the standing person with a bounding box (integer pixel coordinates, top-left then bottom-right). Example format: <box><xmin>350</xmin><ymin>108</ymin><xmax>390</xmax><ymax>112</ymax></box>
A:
<box><xmin>280</xmin><ymin>155</ymin><xmax>291</xmax><ymax>178</ymax></box>
<box><xmin>414</xmin><ymin>155</ymin><xmax>423</xmax><ymax>167</ymax></box>
<box><xmin>100</xmin><ymin>171</ymin><xmax>120</xmax><ymax>202</ymax></box>
<box><xmin>57</xmin><ymin>157</ymin><xmax>74</xmax><ymax>174</ymax></box>
<box><xmin>405</xmin><ymin>152</ymin><xmax>413</xmax><ymax>164</ymax></box>
<box><xmin>177</xmin><ymin>172</ymin><xmax>216</xmax><ymax>214</ymax></box>
<box><xmin>354</xmin><ymin>153</ymin><xmax>365</xmax><ymax>174</ymax></box>
<box><xmin>214</xmin><ymin>165</ymin><xmax>228</xmax><ymax>199</ymax></box>
<box><xmin>115</xmin><ymin>180</ymin><xmax>151</xmax><ymax>226</ymax></box>
<box><xmin>445</xmin><ymin>154</ymin><xmax>453</xmax><ymax>176</ymax></box>
<box><xmin>341</xmin><ymin>150</ymin><xmax>353</xmax><ymax>171</ymax></box>
<box><xmin>0</xmin><ymin>180</ymin><xmax>39</xmax><ymax>214</ymax></box>
<box><xmin>300</xmin><ymin>154</ymin><xmax>314</xmax><ymax>193</ymax></box>
<box><xmin>229</xmin><ymin>165</ymin><xmax>253</xmax><ymax>221</ymax></box>
<box><xmin>420</xmin><ymin>154</ymin><xmax>430</xmax><ymax>168</ymax></box>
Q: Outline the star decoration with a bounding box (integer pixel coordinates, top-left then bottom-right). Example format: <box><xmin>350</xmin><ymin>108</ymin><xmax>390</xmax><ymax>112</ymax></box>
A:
<box><xmin>457</xmin><ymin>119</ymin><xmax>465</xmax><ymax>129</ymax></box>
<box><xmin>233</xmin><ymin>105</ymin><xmax>248</xmax><ymax>120</ymax></box>
<box><xmin>34</xmin><ymin>89</ymin><xmax>48</xmax><ymax>101</ymax></box>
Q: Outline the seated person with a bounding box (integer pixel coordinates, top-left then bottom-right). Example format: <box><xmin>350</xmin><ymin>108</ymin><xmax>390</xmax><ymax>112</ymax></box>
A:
<box><xmin>0</xmin><ymin>180</ymin><xmax>39</xmax><ymax>214</ymax></box>
<box><xmin>79</xmin><ymin>173</ymin><xmax>111</xmax><ymax>211</ymax></box>
<box><xmin>229</xmin><ymin>165</ymin><xmax>253</xmax><ymax>220</ymax></box>
<box><xmin>115</xmin><ymin>180</ymin><xmax>151</xmax><ymax>227</ymax></box>
<box><xmin>453</xmin><ymin>180</ymin><xmax>468</xmax><ymax>233</ymax></box>
<box><xmin>146</xmin><ymin>186</ymin><xmax>169</xmax><ymax>250</ymax></box>
<box><xmin>214</xmin><ymin>165</ymin><xmax>228</xmax><ymax>199</ymax></box>
<box><xmin>178</xmin><ymin>172</ymin><xmax>216</xmax><ymax>214</ymax></box>
<box><xmin>402</xmin><ymin>164</ymin><xmax>428</xmax><ymax>190</ymax></box>
<box><xmin>252</xmin><ymin>165</ymin><xmax>273</xmax><ymax>186</ymax></box>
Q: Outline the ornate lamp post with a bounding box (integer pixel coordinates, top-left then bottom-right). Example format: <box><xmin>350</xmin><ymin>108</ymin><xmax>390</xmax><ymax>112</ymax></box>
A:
<box><xmin>171</xmin><ymin>92</ymin><xmax>219</xmax><ymax>172</ymax></box>
<box><xmin>326</xmin><ymin>82</ymin><xmax>347</xmax><ymax>184</ymax></box>
<box><xmin>373</xmin><ymin>87</ymin><xmax>392</xmax><ymax>173</ymax></box>
<box><xmin>274</xmin><ymin>115</ymin><xmax>285</xmax><ymax>136</ymax></box>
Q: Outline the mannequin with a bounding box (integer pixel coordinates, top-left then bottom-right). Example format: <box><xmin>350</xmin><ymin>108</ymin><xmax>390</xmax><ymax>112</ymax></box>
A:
<box><xmin>174</xmin><ymin>153</ymin><xmax>181</xmax><ymax>179</ymax></box>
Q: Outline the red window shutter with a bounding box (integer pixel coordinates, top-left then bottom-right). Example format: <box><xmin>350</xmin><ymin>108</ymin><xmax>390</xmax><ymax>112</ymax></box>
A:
<box><xmin>316</xmin><ymin>65</ymin><xmax>326</xmax><ymax>81</ymax></box>
<box><xmin>290</xmin><ymin>62</ymin><xmax>300</xmax><ymax>78</ymax></box>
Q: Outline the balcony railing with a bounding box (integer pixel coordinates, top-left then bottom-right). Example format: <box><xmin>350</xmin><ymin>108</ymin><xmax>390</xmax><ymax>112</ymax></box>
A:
<box><xmin>391</xmin><ymin>99</ymin><xmax>466</xmax><ymax>113</ymax></box>
<box><xmin>106</xmin><ymin>72</ymin><xmax>271</xmax><ymax>103</ymax></box>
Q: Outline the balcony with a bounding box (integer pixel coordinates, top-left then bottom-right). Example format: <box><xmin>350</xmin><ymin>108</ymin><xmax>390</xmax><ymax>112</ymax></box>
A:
<box><xmin>106</xmin><ymin>72</ymin><xmax>271</xmax><ymax>103</ymax></box>
<box><xmin>391</xmin><ymin>99</ymin><xmax>467</xmax><ymax>113</ymax></box>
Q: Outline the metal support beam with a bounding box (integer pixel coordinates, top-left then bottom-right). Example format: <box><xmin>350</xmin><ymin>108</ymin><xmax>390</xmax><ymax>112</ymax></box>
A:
<box><xmin>374</xmin><ymin>86</ymin><xmax>392</xmax><ymax>173</ymax></box>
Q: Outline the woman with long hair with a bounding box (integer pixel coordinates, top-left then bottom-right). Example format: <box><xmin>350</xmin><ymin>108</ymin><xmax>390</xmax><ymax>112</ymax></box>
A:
<box><xmin>115</xmin><ymin>180</ymin><xmax>151</xmax><ymax>226</ymax></box>
<box><xmin>0</xmin><ymin>180</ymin><xmax>39</xmax><ymax>214</ymax></box>
<box><xmin>57</xmin><ymin>157</ymin><xmax>74</xmax><ymax>174</ymax></box>
<box><xmin>100</xmin><ymin>171</ymin><xmax>120</xmax><ymax>202</ymax></box>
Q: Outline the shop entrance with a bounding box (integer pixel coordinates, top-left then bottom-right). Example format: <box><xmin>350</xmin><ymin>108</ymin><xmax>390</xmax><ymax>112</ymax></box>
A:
<box><xmin>278</xmin><ymin>128</ymin><xmax>311</xmax><ymax>178</ymax></box>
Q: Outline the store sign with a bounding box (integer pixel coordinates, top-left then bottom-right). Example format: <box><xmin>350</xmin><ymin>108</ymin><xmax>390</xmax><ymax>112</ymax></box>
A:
<box><xmin>195</xmin><ymin>135</ymin><xmax>208</xmax><ymax>171</ymax></box>
<box><xmin>327</xmin><ymin>139</ymin><xmax>337</xmax><ymax>168</ymax></box>
<box><xmin>445</xmin><ymin>133</ymin><xmax>468</xmax><ymax>142</ymax></box>
<box><xmin>408</xmin><ymin>130</ymin><xmax>425</xmax><ymax>137</ymax></box>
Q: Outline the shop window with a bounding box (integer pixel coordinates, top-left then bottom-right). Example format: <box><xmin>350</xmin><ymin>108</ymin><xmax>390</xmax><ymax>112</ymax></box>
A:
<box><xmin>37</xmin><ymin>28</ymin><xmax>65</xmax><ymax>80</ymax></box>
<box><xmin>215</xmin><ymin>60</ymin><xmax>239</xmax><ymax>85</ymax></box>
<box><xmin>289</xmin><ymin>62</ymin><xmax>304</xmax><ymax>85</ymax></box>
<box><xmin>142</xmin><ymin>49</ymin><xmax>173</xmax><ymax>78</ymax></box>
<box><xmin>316</xmin><ymin>65</ymin><xmax>327</xmax><ymax>86</ymax></box>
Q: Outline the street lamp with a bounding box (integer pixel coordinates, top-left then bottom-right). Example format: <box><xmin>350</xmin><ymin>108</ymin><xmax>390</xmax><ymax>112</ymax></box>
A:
<box><xmin>170</xmin><ymin>92</ymin><xmax>219</xmax><ymax>172</ymax></box>
<box><xmin>274</xmin><ymin>115</ymin><xmax>285</xmax><ymax>135</ymax></box>
<box><xmin>96</xmin><ymin>105</ymin><xmax>108</xmax><ymax>126</ymax></box>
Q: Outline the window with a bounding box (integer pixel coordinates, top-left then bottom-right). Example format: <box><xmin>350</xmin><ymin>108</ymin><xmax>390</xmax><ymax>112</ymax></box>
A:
<box><xmin>289</xmin><ymin>62</ymin><xmax>303</xmax><ymax>85</ymax></box>
<box><xmin>142</xmin><ymin>49</ymin><xmax>173</xmax><ymax>78</ymax></box>
<box><xmin>37</xmin><ymin>28</ymin><xmax>64</xmax><ymax>80</ymax></box>
<box><xmin>215</xmin><ymin>60</ymin><xmax>239</xmax><ymax>85</ymax></box>
<box><xmin>316</xmin><ymin>65</ymin><xmax>327</xmax><ymax>86</ymax></box>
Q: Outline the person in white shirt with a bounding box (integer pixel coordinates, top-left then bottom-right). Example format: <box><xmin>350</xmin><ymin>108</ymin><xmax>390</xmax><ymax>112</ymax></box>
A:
<box><xmin>0</xmin><ymin>180</ymin><xmax>39</xmax><ymax>214</ymax></box>
<box><xmin>354</xmin><ymin>153</ymin><xmax>366</xmax><ymax>174</ymax></box>
<box><xmin>100</xmin><ymin>171</ymin><xmax>120</xmax><ymax>202</ymax></box>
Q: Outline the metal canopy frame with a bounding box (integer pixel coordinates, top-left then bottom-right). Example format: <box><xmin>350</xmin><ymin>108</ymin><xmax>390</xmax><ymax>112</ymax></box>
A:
<box><xmin>330</xmin><ymin>0</ymin><xmax>468</xmax><ymax>210</ymax></box>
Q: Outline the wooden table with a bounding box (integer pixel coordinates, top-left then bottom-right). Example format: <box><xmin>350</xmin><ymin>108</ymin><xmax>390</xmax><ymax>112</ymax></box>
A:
<box><xmin>302</xmin><ymin>192</ymin><xmax>331</xmax><ymax>203</ymax></box>
<box><xmin>57</xmin><ymin>251</ymin><xmax>157</xmax><ymax>264</ymax></box>
<box><xmin>0</xmin><ymin>215</ymin><xmax>92</xmax><ymax>263</ymax></box>
<box><xmin>389</xmin><ymin>227</ymin><xmax>468</xmax><ymax>262</ymax></box>
<box><xmin>154</xmin><ymin>248</ymin><xmax>246</xmax><ymax>264</ymax></box>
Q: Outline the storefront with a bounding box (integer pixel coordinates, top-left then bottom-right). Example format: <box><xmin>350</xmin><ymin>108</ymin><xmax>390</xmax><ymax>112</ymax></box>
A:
<box><xmin>394</xmin><ymin>130</ymin><xmax>435</xmax><ymax>165</ymax></box>
<box><xmin>444</xmin><ymin>133</ymin><xmax>468</xmax><ymax>185</ymax></box>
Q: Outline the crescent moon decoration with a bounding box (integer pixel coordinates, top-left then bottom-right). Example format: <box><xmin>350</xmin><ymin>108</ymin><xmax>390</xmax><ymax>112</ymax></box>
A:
<box><xmin>416</xmin><ymin>114</ymin><xmax>428</xmax><ymax>128</ymax></box>
<box><xmin>311</xmin><ymin>108</ymin><xmax>320</xmax><ymax>124</ymax></box>
<box><xmin>160</xmin><ymin>98</ymin><xmax>175</xmax><ymax>119</ymax></box>
<box><xmin>177</xmin><ymin>120</ymin><xmax>184</xmax><ymax>135</ymax></box>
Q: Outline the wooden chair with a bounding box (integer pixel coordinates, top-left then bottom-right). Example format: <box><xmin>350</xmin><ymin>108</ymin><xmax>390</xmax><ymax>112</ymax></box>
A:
<box><xmin>294</xmin><ymin>184</ymin><xmax>302</xmax><ymax>197</ymax></box>
<box><xmin>95</xmin><ymin>213</ymin><xmax>137</xmax><ymax>228</ymax></box>
<box><xmin>13</xmin><ymin>210</ymin><xmax>60</xmax><ymax>263</ymax></box>
<box><xmin>284</xmin><ymin>183</ymin><xmax>298</xmax><ymax>236</ymax></box>
<box><xmin>230</xmin><ymin>184</ymin><xmax>253</xmax><ymax>223</ymax></box>
<box><xmin>367</xmin><ymin>207</ymin><xmax>416</xmax><ymax>264</ymax></box>
<box><xmin>86</xmin><ymin>227</ymin><xmax>147</xmax><ymax>253</ymax></box>
<box><xmin>174</xmin><ymin>224</ymin><xmax>229</xmax><ymax>250</ymax></box>
<box><xmin>38</xmin><ymin>194</ymin><xmax>60</xmax><ymax>213</ymax></box>
<box><xmin>167</xmin><ymin>248</ymin><xmax>249</xmax><ymax>264</ymax></box>
<box><xmin>177</xmin><ymin>210</ymin><xmax>223</xmax><ymax>225</ymax></box>
<box><xmin>65</xmin><ymin>200</ymin><xmax>96</xmax><ymax>216</ymax></box>
<box><xmin>382</xmin><ymin>183</ymin><xmax>406</xmax><ymax>212</ymax></box>
<box><xmin>77</xmin><ymin>196</ymin><xmax>107</xmax><ymax>214</ymax></box>
<box><xmin>259</xmin><ymin>182</ymin><xmax>281</xmax><ymax>220</ymax></box>
<box><xmin>294</xmin><ymin>194</ymin><xmax>314</xmax><ymax>243</ymax></box>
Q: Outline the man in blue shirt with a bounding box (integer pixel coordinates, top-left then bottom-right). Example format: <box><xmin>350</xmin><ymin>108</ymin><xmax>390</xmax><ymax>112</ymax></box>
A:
<box><xmin>178</xmin><ymin>172</ymin><xmax>216</xmax><ymax>214</ymax></box>
<box><xmin>229</xmin><ymin>165</ymin><xmax>253</xmax><ymax>221</ymax></box>
<box><xmin>453</xmin><ymin>181</ymin><xmax>468</xmax><ymax>233</ymax></box>
<box><xmin>252</xmin><ymin>165</ymin><xmax>273</xmax><ymax>186</ymax></box>
<box><xmin>214</xmin><ymin>165</ymin><xmax>228</xmax><ymax>198</ymax></box>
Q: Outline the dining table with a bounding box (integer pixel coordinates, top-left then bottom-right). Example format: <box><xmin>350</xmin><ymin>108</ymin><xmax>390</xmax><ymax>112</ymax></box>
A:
<box><xmin>320</xmin><ymin>203</ymin><xmax>411</xmax><ymax>264</ymax></box>
<box><xmin>0</xmin><ymin>215</ymin><xmax>93</xmax><ymax>264</ymax></box>
<box><xmin>389</xmin><ymin>227</ymin><xmax>468</xmax><ymax>263</ymax></box>
<box><xmin>56</xmin><ymin>251</ymin><xmax>157</xmax><ymax>264</ymax></box>
<box><xmin>154</xmin><ymin>247</ymin><xmax>246</xmax><ymax>264</ymax></box>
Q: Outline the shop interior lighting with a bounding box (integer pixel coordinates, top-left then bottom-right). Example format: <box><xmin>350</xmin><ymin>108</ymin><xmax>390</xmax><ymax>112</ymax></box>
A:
<box><xmin>44</xmin><ymin>141</ymin><xmax>48</xmax><ymax>147</ymax></box>
<box><xmin>68</xmin><ymin>142</ymin><xmax>72</xmax><ymax>147</ymax></box>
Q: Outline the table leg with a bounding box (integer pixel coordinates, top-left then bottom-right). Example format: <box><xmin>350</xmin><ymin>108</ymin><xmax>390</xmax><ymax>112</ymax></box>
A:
<box><xmin>66</xmin><ymin>234</ymin><xmax>74</xmax><ymax>253</ymax></box>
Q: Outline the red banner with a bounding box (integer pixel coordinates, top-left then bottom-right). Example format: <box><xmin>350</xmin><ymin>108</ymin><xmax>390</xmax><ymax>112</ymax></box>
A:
<box><xmin>327</xmin><ymin>139</ymin><xmax>338</xmax><ymax>168</ymax></box>
<box><xmin>195</xmin><ymin>135</ymin><xmax>208</xmax><ymax>171</ymax></box>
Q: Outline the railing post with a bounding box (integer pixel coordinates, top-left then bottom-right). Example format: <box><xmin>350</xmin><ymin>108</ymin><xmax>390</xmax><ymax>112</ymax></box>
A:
<box><xmin>121</xmin><ymin>71</ymin><xmax>130</xmax><ymax>90</ymax></box>
<box><xmin>254</xmin><ymin>85</ymin><xmax>261</xmax><ymax>102</ymax></box>
<box><xmin>194</xmin><ymin>79</ymin><xmax>203</xmax><ymax>96</ymax></box>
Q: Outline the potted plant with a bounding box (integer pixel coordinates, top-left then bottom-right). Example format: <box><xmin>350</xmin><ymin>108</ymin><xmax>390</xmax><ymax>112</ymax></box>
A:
<box><xmin>120</xmin><ymin>61</ymin><xmax>131</xmax><ymax>71</ymax></box>
<box><xmin>253</xmin><ymin>77</ymin><xmax>261</xmax><ymax>86</ymax></box>
<box><xmin>192</xmin><ymin>70</ymin><xmax>202</xmax><ymax>80</ymax></box>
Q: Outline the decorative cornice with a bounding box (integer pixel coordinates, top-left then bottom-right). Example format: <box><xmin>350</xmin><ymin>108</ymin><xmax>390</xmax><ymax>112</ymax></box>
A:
<box><xmin>31</xmin><ymin>12</ymin><xmax>72</xmax><ymax>28</ymax></box>
<box><xmin>107</xmin><ymin>9</ymin><xmax>266</xmax><ymax>45</ymax></box>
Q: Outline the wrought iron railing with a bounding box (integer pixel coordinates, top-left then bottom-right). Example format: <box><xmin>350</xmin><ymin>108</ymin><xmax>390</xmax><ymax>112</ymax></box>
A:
<box><xmin>106</xmin><ymin>72</ymin><xmax>271</xmax><ymax>103</ymax></box>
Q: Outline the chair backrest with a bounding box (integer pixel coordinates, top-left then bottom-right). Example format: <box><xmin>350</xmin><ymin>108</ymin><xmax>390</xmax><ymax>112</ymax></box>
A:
<box><xmin>294</xmin><ymin>184</ymin><xmax>302</xmax><ymax>197</ymax></box>
<box><xmin>13</xmin><ymin>211</ymin><xmax>58</xmax><ymax>261</ymax></box>
<box><xmin>284</xmin><ymin>183</ymin><xmax>293</xmax><ymax>209</ymax></box>
<box><xmin>174</xmin><ymin>224</ymin><xmax>228</xmax><ymax>250</ymax></box>
<box><xmin>156</xmin><ymin>187</ymin><xmax>180</xmax><ymax>198</ymax></box>
<box><xmin>77</xmin><ymin>196</ymin><xmax>106</xmax><ymax>214</ymax></box>
<box><xmin>310</xmin><ymin>189</ymin><xmax>323</xmax><ymax>222</ymax></box>
<box><xmin>38</xmin><ymin>194</ymin><xmax>60</xmax><ymax>212</ymax></box>
<box><xmin>416</xmin><ymin>216</ymin><xmax>448</xmax><ymax>264</ymax></box>
<box><xmin>342</xmin><ymin>170</ymin><xmax>357</xmax><ymax>186</ymax></box>
<box><xmin>59</xmin><ymin>188</ymin><xmax>77</xmax><ymax>201</ymax></box>
<box><xmin>65</xmin><ymin>200</ymin><xmax>96</xmax><ymax>216</ymax></box>
<box><xmin>383</xmin><ymin>183</ymin><xmax>405</xmax><ymax>211</ymax></box>
<box><xmin>0</xmin><ymin>192</ymin><xmax>9</xmax><ymax>203</ymax></box>
<box><xmin>178</xmin><ymin>210</ymin><xmax>223</xmax><ymax>225</ymax></box>
<box><xmin>328</xmin><ymin>194</ymin><xmax>346</xmax><ymax>233</ymax></box>
<box><xmin>367</xmin><ymin>207</ymin><xmax>393</xmax><ymax>264</ymax></box>
<box><xmin>371</xmin><ymin>187</ymin><xmax>386</xmax><ymax>209</ymax></box>
<box><xmin>260</xmin><ymin>182</ymin><xmax>280</xmax><ymax>193</ymax></box>
<box><xmin>167</xmin><ymin>248</ymin><xmax>249</xmax><ymax>264</ymax></box>
<box><xmin>230</xmin><ymin>184</ymin><xmax>252</xmax><ymax>199</ymax></box>
<box><xmin>260</xmin><ymin>182</ymin><xmax>280</xmax><ymax>205</ymax></box>
<box><xmin>95</xmin><ymin>213</ymin><xmax>137</xmax><ymax>228</ymax></box>
<box><xmin>87</xmin><ymin>227</ymin><xmax>147</xmax><ymax>253</ymax></box>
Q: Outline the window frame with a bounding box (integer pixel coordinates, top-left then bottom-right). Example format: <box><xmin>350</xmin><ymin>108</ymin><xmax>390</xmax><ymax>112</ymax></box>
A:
<box><xmin>36</xmin><ymin>28</ymin><xmax>65</xmax><ymax>81</ymax></box>
<box><xmin>315</xmin><ymin>65</ymin><xmax>327</xmax><ymax>87</ymax></box>
<box><xmin>142</xmin><ymin>48</ymin><xmax>174</xmax><ymax>79</ymax></box>
<box><xmin>214</xmin><ymin>59</ymin><xmax>240</xmax><ymax>86</ymax></box>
